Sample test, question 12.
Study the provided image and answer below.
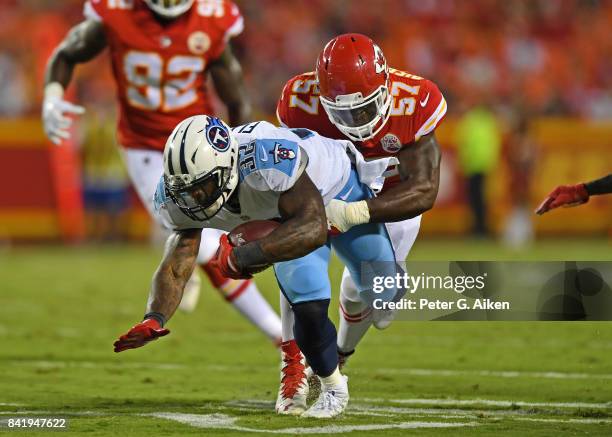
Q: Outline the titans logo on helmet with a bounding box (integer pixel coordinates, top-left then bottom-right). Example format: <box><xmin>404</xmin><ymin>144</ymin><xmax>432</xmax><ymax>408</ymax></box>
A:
<box><xmin>206</xmin><ymin>117</ymin><xmax>230</xmax><ymax>152</ymax></box>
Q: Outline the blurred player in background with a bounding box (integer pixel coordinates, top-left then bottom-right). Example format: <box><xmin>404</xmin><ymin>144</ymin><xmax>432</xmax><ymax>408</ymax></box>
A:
<box><xmin>536</xmin><ymin>173</ymin><xmax>612</xmax><ymax>214</ymax></box>
<box><xmin>41</xmin><ymin>0</ymin><xmax>281</xmax><ymax>344</ymax></box>
<box><xmin>455</xmin><ymin>101</ymin><xmax>501</xmax><ymax>237</ymax></box>
<box><xmin>275</xmin><ymin>33</ymin><xmax>445</xmax><ymax>414</ymax></box>
<box><xmin>502</xmin><ymin>113</ymin><xmax>537</xmax><ymax>247</ymax></box>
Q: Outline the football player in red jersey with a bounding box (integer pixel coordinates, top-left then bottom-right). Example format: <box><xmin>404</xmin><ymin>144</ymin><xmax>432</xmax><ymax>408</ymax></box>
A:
<box><xmin>42</xmin><ymin>0</ymin><xmax>282</xmax><ymax>345</ymax></box>
<box><xmin>274</xmin><ymin>34</ymin><xmax>446</xmax><ymax>414</ymax></box>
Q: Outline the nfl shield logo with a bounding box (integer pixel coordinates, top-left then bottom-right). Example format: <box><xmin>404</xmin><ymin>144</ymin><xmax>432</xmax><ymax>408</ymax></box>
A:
<box><xmin>188</xmin><ymin>31</ymin><xmax>210</xmax><ymax>55</ymax></box>
<box><xmin>381</xmin><ymin>133</ymin><xmax>402</xmax><ymax>153</ymax></box>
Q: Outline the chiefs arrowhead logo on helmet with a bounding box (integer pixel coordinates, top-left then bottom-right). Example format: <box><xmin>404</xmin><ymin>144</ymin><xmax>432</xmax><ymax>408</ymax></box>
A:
<box><xmin>373</xmin><ymin>44</ymin><xmax>387</xmax><ymax>75</ymax></box>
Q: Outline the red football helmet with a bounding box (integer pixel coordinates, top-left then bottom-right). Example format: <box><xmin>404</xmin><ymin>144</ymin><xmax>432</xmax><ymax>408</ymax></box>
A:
<box><xmin>316</xmin><ymin>33</ymin><xmax>391</xmax><ymax>141</ymax></box>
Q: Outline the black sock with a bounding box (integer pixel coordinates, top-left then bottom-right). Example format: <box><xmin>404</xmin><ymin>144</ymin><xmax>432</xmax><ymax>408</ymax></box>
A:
<box><xmin>292</xmin><ymin>299</ymin><xmax>338</xmax><ymax>377</ymax></box>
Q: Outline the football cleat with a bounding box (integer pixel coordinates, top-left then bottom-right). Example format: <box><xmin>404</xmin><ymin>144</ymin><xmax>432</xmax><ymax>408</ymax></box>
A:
<box><xmin>178</xmin><ymin>271</ymin><xmax>201</xmax><ymax>313</ymax></box>
<box><xmin>372</xmin><ymin>307</ymin><xmax>396</xmax><ymax>330</ymax></box>
<box><xmin>275</xmin><ymin>340</ymin><xmax>308</xmax><ymax>415</ymax></box>
<box><xmin>302</xmin><ymin>374</ymin><xmax>349</xmax><ymax>418</ymax></box>
<box><xmin>305</xmin><ymin>366</ymin><xmax>321</xmax><ymax>404</ymax></box>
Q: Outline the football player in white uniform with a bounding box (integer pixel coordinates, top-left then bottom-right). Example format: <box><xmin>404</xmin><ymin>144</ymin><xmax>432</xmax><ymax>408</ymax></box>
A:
<box><xmin>113</xmin><ymin>115</ymin><xmax>402</xmax><ymax>418</ymax></box>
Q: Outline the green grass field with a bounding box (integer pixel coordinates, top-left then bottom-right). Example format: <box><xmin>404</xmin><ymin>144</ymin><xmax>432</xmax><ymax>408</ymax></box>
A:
<box><xmin>0</xmin><ymin>238</ymin><xmax>611</xmax><ymax>436</ymax></box>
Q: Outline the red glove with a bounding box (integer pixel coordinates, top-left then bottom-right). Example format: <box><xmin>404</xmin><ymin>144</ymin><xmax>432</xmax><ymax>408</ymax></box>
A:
<box><xmin>536</xmin><ymin>184</ymin><xmax>589</xmax><ymax>215</ymax></box>
<box><xmin>113</xmin><ymin>319</ymin><xmax>170</xmax><ymax>353</ymax></box>
<box><xmin>210</xmin><ymin>234</ymin><xmax>252</xmax><ymax>280</ymax></box>
<box><xmin>327</xmin><ymin>223</ymin><xmax>341</xmax><ymax>237</ymax></box>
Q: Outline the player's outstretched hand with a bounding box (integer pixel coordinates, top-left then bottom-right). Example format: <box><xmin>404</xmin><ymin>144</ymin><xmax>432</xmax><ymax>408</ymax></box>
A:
<box><xmin>210</xmin><ymin>234</ymin><xmax>252</xmax><ymax>280</ymax></box>
<box><xmin>42</xmin><ymin>89</ymin><xmax>85</xmax><ymax>145</ymax></box>
<box><xmin>113</xmin><ymin>319</ymin><xmax>170</xmax><ymax>353</ymax></box>
<box><xmin>535</xmin><ymin>184</ymin><xmax>589</xmax><ymax>215</ymax></box>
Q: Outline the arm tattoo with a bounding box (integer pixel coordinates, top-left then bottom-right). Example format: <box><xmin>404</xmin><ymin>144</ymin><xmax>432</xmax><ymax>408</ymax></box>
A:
<box><xmin>146</xmin><ymin>229</ymin><xmax>201</xmax><ymax>321</ymax></box>
<box><xmin>255</xmin><ymin>172</ymin><xmax>327</xmax><ymax>264</ymax></box>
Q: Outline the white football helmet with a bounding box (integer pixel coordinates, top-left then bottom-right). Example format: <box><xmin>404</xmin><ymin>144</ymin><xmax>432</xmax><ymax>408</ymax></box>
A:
<box><xmin>163</xmin><ymin>115</ymin><xmax>239</xmax><ymax>221</ymax></box>
<box><xmin>143</xmin><ymin>0</ymin><xmax>194</xmax><ymax>18</ymax></box>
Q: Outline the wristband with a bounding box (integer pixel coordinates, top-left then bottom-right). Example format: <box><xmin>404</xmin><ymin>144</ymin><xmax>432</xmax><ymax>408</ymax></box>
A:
<box><xmin>584</xmin><ymin>174</ymin><xmax>612</xmax><ymax>196</ymax></box>
<box><xmin>144</xmin><ymin>311</ymin><xmax>167</xmax><ymax>328</ymax></box>
<box><xmin>44</xmin><ymin>82</ymin><xmax>64</xmax><ymax>100</ymax></box>
<box><xmin>345</xmin><ymin>200</ymin><xmax>370</xmax><ymax>227</ymax></box>
<box><xmin>233</xmin><ymin>242</ymin><xmax>270</xmax><ymax>271</ymax></box>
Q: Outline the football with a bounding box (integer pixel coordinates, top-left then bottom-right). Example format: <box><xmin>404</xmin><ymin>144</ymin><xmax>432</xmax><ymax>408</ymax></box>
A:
<box><xmin>228</xmin><ymin>220</ymin><xmax>280</xmax><ymax>247</ymax></box>
<box><xmin>228</xmin><ymin>220</ymin><xmax>280</xmax><ymax>275</ymax></box>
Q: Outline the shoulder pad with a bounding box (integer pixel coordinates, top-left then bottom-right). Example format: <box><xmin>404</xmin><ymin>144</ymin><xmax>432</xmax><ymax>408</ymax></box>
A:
<box><xmin>238</xmin><ymin>139</ymin><xmax>302</xmax><ymax>192</ymax></box>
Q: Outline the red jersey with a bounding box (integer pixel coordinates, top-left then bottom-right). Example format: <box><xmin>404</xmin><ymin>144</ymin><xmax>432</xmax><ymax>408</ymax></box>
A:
<box><xmin>276</xmin><ymin>68</ymin><xmax>446</xmax><ymax>190</ymax></box>
<box><xmin>84</xmin><ymin>0</ymin><xmax>243</xmax><ymax>151</ymax></box>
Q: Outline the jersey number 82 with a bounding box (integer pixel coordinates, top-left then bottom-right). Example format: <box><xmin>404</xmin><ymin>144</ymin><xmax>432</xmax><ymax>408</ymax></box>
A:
<box><xmin>123</xmin><ymin>51</ymin><xmax>205</xmax><ymax>112</ymax></box>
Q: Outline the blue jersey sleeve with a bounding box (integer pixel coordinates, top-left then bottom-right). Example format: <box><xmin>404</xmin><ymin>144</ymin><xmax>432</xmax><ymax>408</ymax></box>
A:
<box><xmin>238</xmin><ymin>138</ymin><xmax>303</xmax><ymax>192</ymax></box>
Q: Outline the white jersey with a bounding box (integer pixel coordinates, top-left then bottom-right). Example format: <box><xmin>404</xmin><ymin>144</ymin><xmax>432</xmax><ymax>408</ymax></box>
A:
<box><xmin>154</xmin><ymin>121</ymin><xmax>352</xmax><ymax>232</ymax></box>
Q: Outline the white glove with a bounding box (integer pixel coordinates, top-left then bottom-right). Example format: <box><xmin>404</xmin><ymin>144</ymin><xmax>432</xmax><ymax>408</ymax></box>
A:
<box><xmin>42</xmin><ymin>83</ymin><xmax>85</xmax><ymax>145</ymax></box>
<box><xmin>325</xmin><ymin>199</ymin><xmax>371</xmax><ymax>233</ymax></box>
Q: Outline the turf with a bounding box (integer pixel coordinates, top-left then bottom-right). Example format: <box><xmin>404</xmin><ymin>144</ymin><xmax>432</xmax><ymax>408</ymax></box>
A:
<box><xmin>0</xmin><ymin>239</ymin><xmax>611</xmax><ymax>435</ymax></box>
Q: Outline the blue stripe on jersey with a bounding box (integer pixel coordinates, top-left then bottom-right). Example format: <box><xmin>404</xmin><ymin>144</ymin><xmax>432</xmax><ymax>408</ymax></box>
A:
<box><xmin>238</xmin><ymin>138</ymin><xmax>299</xmax><ymax>179</ymax></box>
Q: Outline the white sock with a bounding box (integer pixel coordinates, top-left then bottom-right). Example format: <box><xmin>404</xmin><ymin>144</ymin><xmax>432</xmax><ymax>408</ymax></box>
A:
<box><xmin>337</xmin><ymin>303</ymin><xmax>372</xmax><ymax>353</ymax></box>
<box><xmin>224</xmin><ymin>280</ymin><xmax>282</xmax><ymax>342</ymax></box>
<box><xmin>279</xmin><ymin>293</ymin><xmax>295</xmax><ymax>342</ymax></box>
<box><xmin>336</xmin><ymin>270</ymin><xmax>372</xmax><ymax>353</ymax></box>
<box><xmin>320</xmin><ymin>367</ymin><xmax>343</xmax><ymax>387</ymax></box>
